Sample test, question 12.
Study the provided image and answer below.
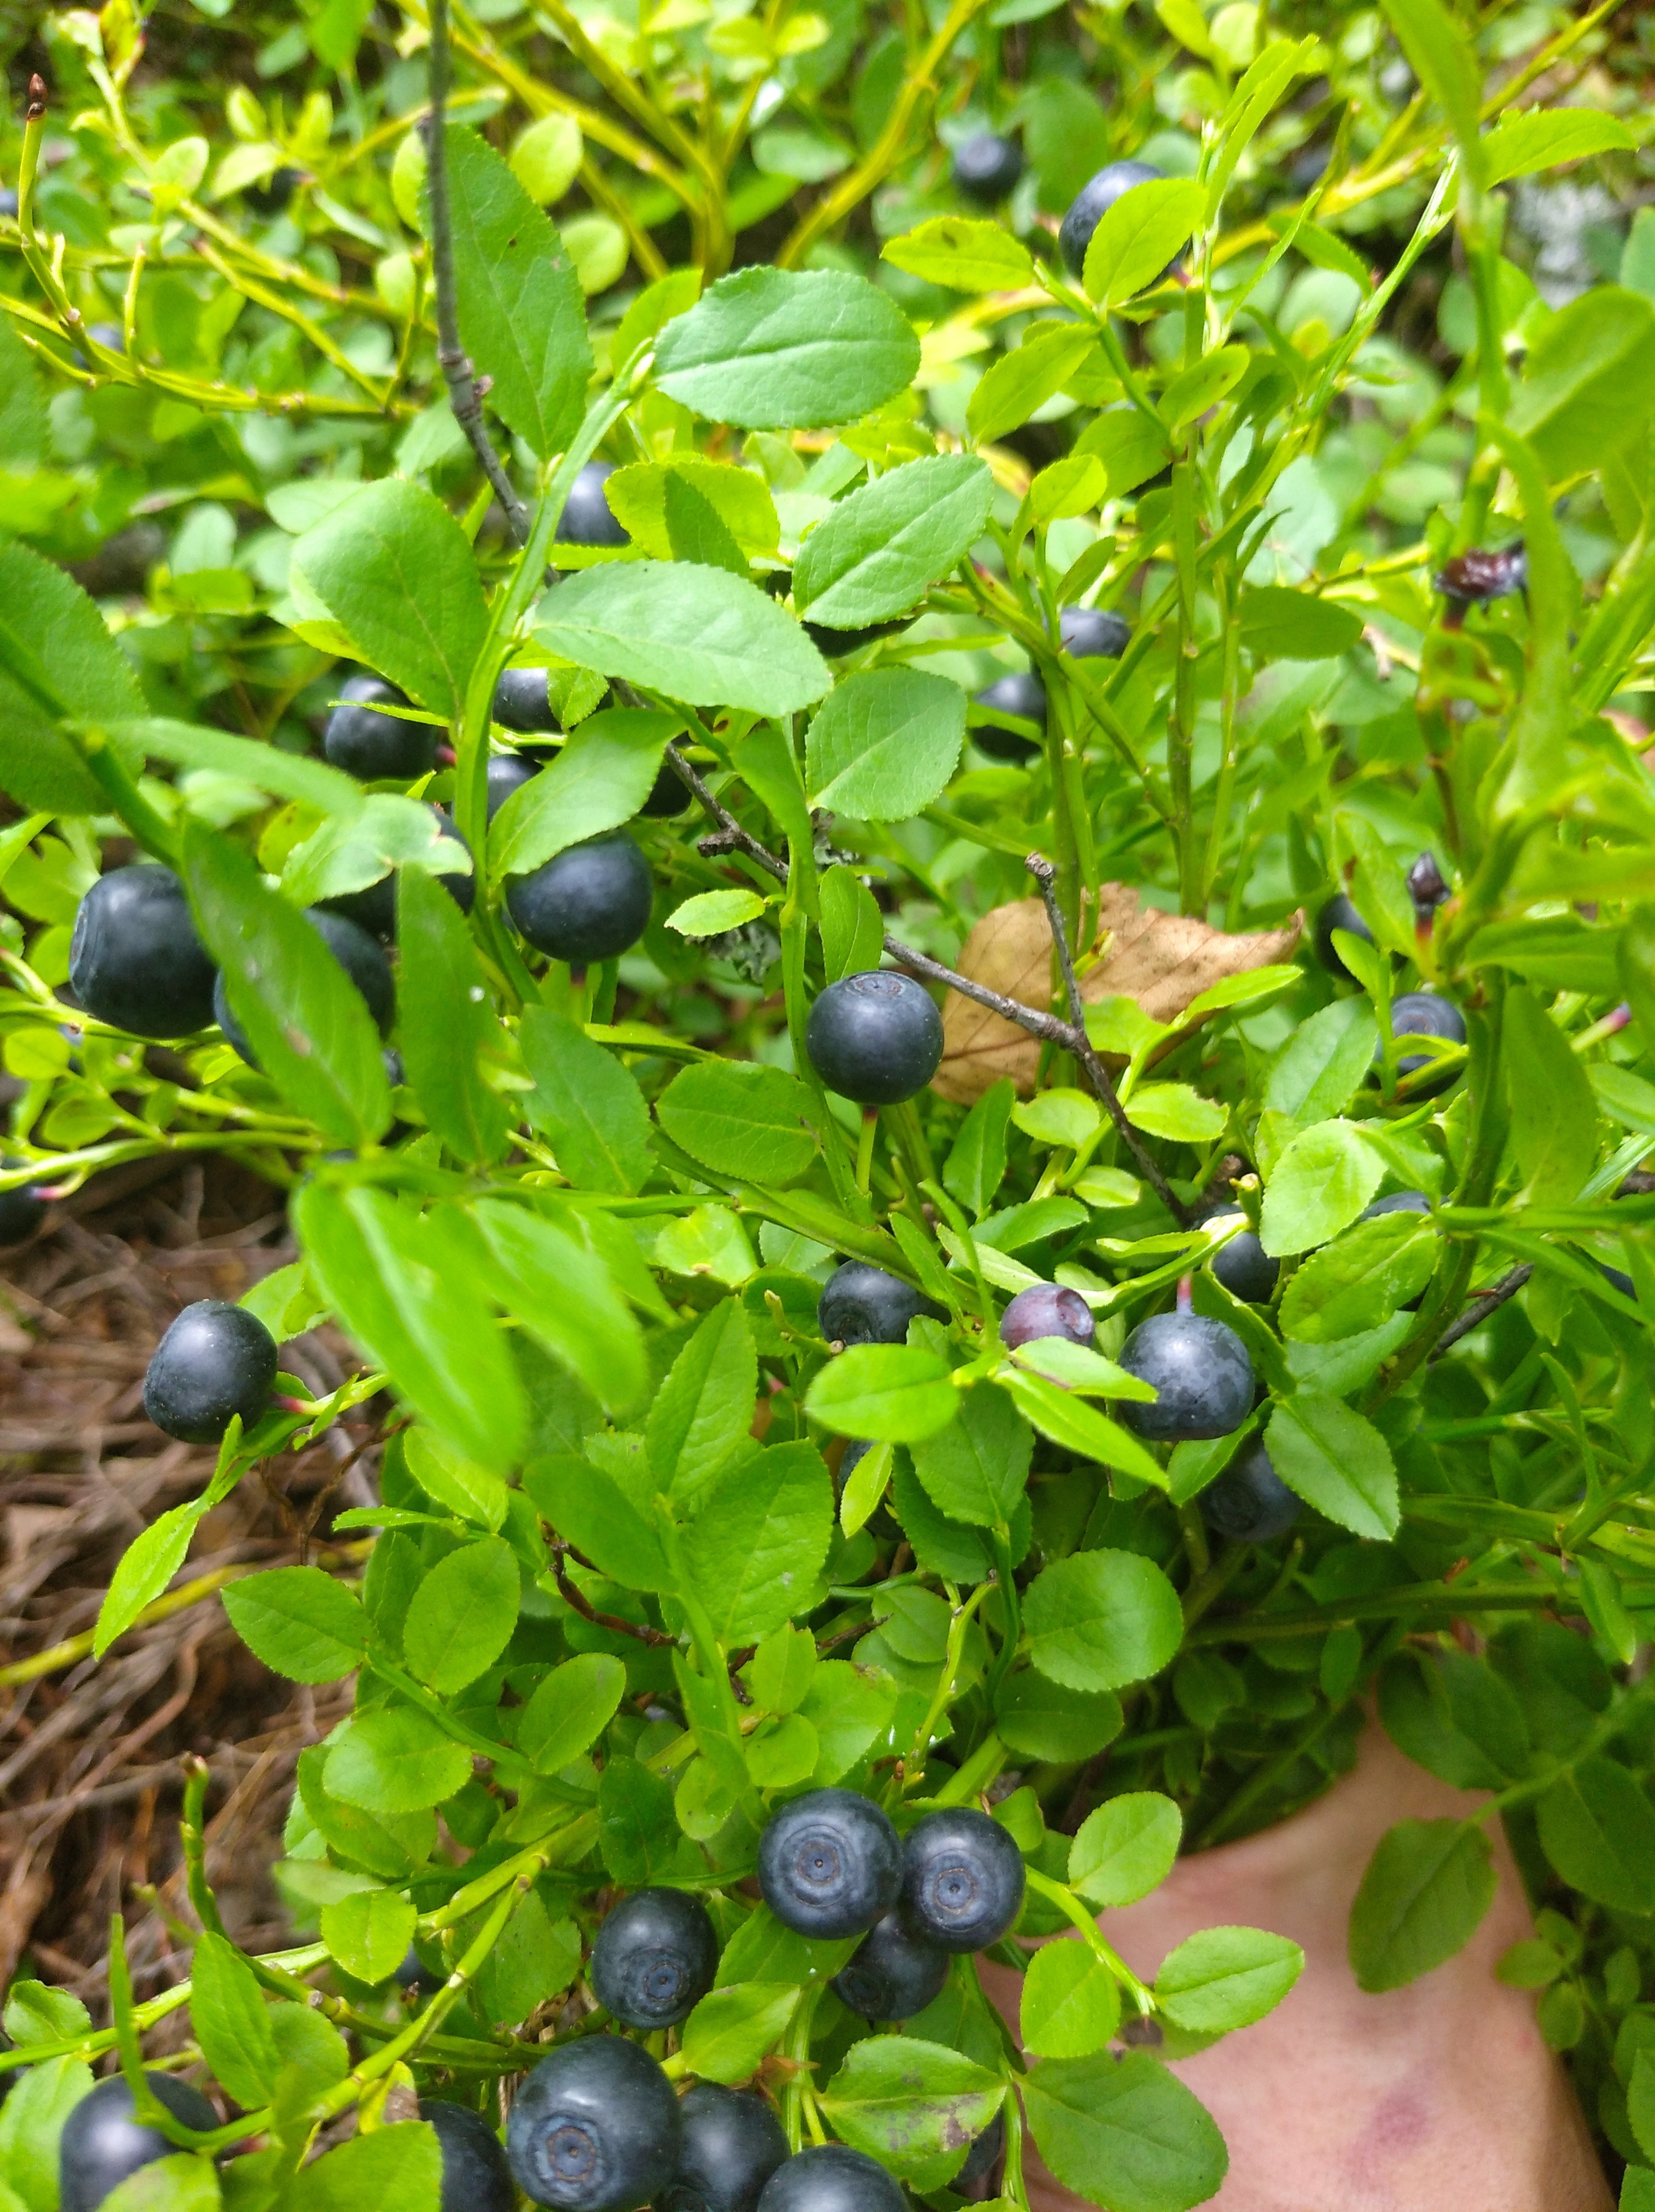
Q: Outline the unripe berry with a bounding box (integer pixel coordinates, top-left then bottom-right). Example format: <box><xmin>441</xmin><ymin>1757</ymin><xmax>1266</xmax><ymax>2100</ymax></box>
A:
<box><xmin>999</xmin><ymin>1283</ymin><xmax>1095</xmax><ymax>1352</ymax></box>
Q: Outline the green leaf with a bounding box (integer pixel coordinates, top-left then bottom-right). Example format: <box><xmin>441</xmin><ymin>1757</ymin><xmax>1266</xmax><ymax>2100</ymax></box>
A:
<box><xmin>606</xmin><ymin>457</ymin><xmax>780</xmax><ymax>558</ymax></box>
<box><xmin>1154</xmin><ymin>1927</ymin><xmax>1303</xmax><ymax>2035</ymax></box>
<box><xmin>524</xmin><ymin>1455</ymin><xmax>672</xmax><ymax>1591</ymax></box>
<box><xmin>1263</xmin><ymin>999</ymin><xmax>1379</xmax><ymax>1129</ymax></box>
<box><xmin>319</xmin><ymin>1888</ymin><xmax>417</xmax><ymax>1987</ymax></box>
<box><xmin>1278</xmin><ymin>1213</ymin><xmax>1438</xmax><ymax>1343</ymax></box>
<box><xmin>1503</xmin><ymin>986</ymin><xmax>1597</xmax><ymax>1205</ymax></box>
<box><xmin>490</xmin><ymin>709</ymin><xmax>681</xmax><ymax>880</ymax></box>
<box><xmin>285</xmin><ymin>2124</ymin><xmax>442</xmax><ymax>2212</ymax></box>
<box><xmin>996</xmin><ymin>1369</ymin><xmax>1166</xmax><ymax>1486</ymax></box>
<box><xmin>806</xmin><ymin>667</ymin><xmax>965</xmax><ymax>821</ymax></box>
<box><xmin>533</xmin><ymin>563</ymin><xmax>828</xmax><ymax>716</ymax></box>
<box><xmin>792</xmin><ymin>456</ymin><xmax>995</xmax><ymax>628</ymax></box>
<box><xmin>440</xmin><ymin>123</ymin><xmax>591</xmax><ymax>460</ymax></box>
<box><xmin>402</xmin><ymin>1536</ymin><xmax>520</xmax><ymax>1694</ymax></box>
<box><xmin>478</xmin><ymin>1199</ymin><xmax>646</xmax><ymax>1415</ymax></box>
<box><xmin>1265</xmin><ymin>1392</ymin><xmax>1397</xmax><ymax>1539</ymax></box>
<box><xmin>819</xmin><ymin>2037</ymin><xmax>1003</xmax><ymax>2176</ymax></box>
<box><xmin>0</xmin><ymin>2057</ymin><xmax>95</xmax><ymax>2212</ymax></box>
<box><xmin>718</xmin><ymin>1903</ymin><xmax>857</xmax><ymax>1987</ymax></box>
<box><xmin>656</xmin><ymin>1060</ymin><xmax>819</xmax><ymax>1184</ymax></box>
<box><xmin>3</xmin><ymin>1983</ymin><xmax>89</xmax><ymax>2047</ymax></box>
<box><xmin>1237</xmin><ymin>587</ymin><xmax>1364</xmax><ymax>661</ymax></box>
<box><xmin>0</xmin><ymin>540</ymin><xmax>145</xmax><ymax>814</ymax></box>
<box><xmin>944</xmin><ymin>1079</ymin><xmax>1014</xmax><ymax>1218</ymax></box>
<box><xmin>124</xmin><ymin>718</ymin><xmax>364</xmax><ymax>818</ymax></box>
<box><xmin>966</xmin><ymin>324</ymin><xmax>1098</xmax><ymax>446</ymax></box>
<box><xmin>1081</xmin><ymin>177</ymin><xmax>1206</xmax><ymax>305</ymax></box>
<box><xmin>819</xmin><ymin>864</ymin><xmax>886</xmax><ymax>984</ymax></box>
<box><xmin>598</xmin><ymin>1756</ymin><xmax>701</xmax><ymax>1885</ymax></box>
<box><xmin>1377</xmin><ymin>1649</ymin><xmax>1530</xmax><ymax>1792</ymax></box>
<box><xmin>518</xmin><ymin>1651</ymin><xmax>628</xmax><ymax>1773</ymax></box>
<box><xmin>995</xmin><ymin>1673</ymin><xmax>1122</xmax><ymax>1763</ymax></box>
<box><xmin>909</xmin><ymin>1381</ymin><xmax>1031</xmax><ymax>1528</ymax></box>
<box><xmin>680</xmin><ymin>1985</ymin><xmax>800</xmax><ymax>2084</ymax></box>
<box><xmin>478</xmin><ymin>1892</ymin><xmax>582</xmax><ymax>2025</ymax></box>
<box><xmin>1259</xmin><ymin>1118</ymin><xmax>1385</xmax><ymax>1255</ymax></box>
<box><xmin>648</xmin><ymin>1298</ymin><xmax>759</xmax><ymax>1505</ymax></box>
<box><xmin>1349</xmin><ymin>1819</ymin><xmax>1496</xmax><ymax>1992</ymax></box>
<box><xmin>95</xmin><ymin>1500</ymin><xmax>203</xmax><ymax>1659</ymax></box>
<box><xmin>1481</xmin><ymin>107</ymin><xmax>1636</xmax><ymax>185</ymax></box>
<box><xmin>801</xmin><ymin>1659</ymin><xmax>900</xmax><ymax>1785</ymax></box>
<box><xmin>1072</xmin><ymin>410</ymin><xmax>1171</xmax><ymax>498</ymax></box>
<box><xmin>396</xmin><ymin>868</ymin><xmax>510</xmax><ymax>1167</ymax></box>
<box><xmin>221</xmin><ymin>1566</ymin><xmax>366</xmax><ymax>1684</ymax></box>
<box><xmin>685</xmin><ymin>1440</ymin><xmax>836</xmax><ymax>1644</ymax></box>
<box><xmin>1536</xmin><ymin>1760</ymin><xmax>1655</xmax><ymax>1914</ymax></box>
<box><xmin>1021</xmin><ymin>1942</ymin><xmax>1122</xmax><ymax>2059</ymax></box>
<box><xmin>663</xmin><ymin>473</ymin><xmax>750</xmax><ymax>574</ymax></box>
<box><xmin>1122</xmin><ymin>1082</ymin><xmax>1226</xmax><ymax>1143</ymax></box>
<box><xmin>1509</xmin><ymin>287</ymin><xmax>1655</xmax><ymax>482</ymax></box>
<box><xmin>190</xmin><ymin>1931</ymin><xmax>280</xmax><ymax>2108</ymax></box>
<box><xmin>293</xmin><ymin>479</ymin><xmax>489</xmax><ymax>718</ymax></box>
<box><xmin>882</xmin><ymin>217</ymin><xmax>1034</xmax><ymax>292</ymax></box>
<box><xmin>667</xmin><ymin>888</ymin><xmax>768</xmax><ymax>937</ymax></box>
<box><xmin>1631</xmin><ymin>2054</ymin><xmax>1655</xmax><ymax>2167</ymax></box>
<box><xmin>1021</xmin><ymin>2050</ymin><xmax>1227</xmax><ymax>2212</ymax></box>
<box><xmin>183</xmin><ymin>820</ymin><xmax>390</xmax><ymax>1148</ymax></box>
<box><xmin>1024</xmin><ymin>1550</ymin><xmax>1183</xmax><ymax>1693</ymax></box>
<box><xmin>654</xmin><ymin>267</ymin><xmax>920</xmax><ymax>429</ymax></box>
<box><xmin>1624</xmin><ymin>2168</ymin><xmax>1655</xmax><ymax>2212</ymax></box>
<box><xmin>281</xmin><ymin>792</ymin><xmax>468</xmax><ymax>910</ymax></box>
<box><xmin>0</xmin><ymin>314</ymin><xmax>48</xmax><ymax>470</ymax></box>
<box><xmin>99</xmin><ymin>2156</ymin><xmax>219</xmax><ymax>2212</ymax></box>
<box><xmin>1380</xmin><ymin>0</ymin><xmax>1487</xmax><ymax>184</ymax></box>
<box><xmin>404</xmin><ymin>1427</ymin><xmax>510</xmax><ymax>1532</ymax></box>
<box><xmin>804</xmin><ymin>1345</ymin><xmax>961</xmax><ymax>1443</ymax></box>
<box><xmin>520</xmin><ymin>1009</ymin><xmax>655</xmax><ymax>1194</ymax></box>
<box><xmin>1069</xmin><ymin>1792</ymin><xmax>1181</xmax><ymax>1908</ymax></box>
<box><xmin>327</xmin><ymin>1706</ymin><xmax>474</xmax><ymax>1815</ymax></box>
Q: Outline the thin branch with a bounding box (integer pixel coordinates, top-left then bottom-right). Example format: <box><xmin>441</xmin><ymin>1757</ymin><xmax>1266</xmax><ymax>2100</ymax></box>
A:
<box><xmin>548</xmin><ymin>1539</ymin><xmax>676</xmax><ymax>1646</ymax></box>
<box><xmin>665</xmin><ymin>743</ymin><xmax>789</xmax><ymax>882</ymax></box>
<box><xmin>1430</xmin><ymin>1264</ymin><xmax>1533</xmax><ymax>1360</ymax></box>
<box><xmin>878</xmin><ymin>931</ymin><xmax>1072</xmax><ymax>1049</ymax></box>
<box><xmin>1027</xmin><ymin>853</ymin><xmax>1194</xmax><ymax>1227</ymax></box>
<box><xmin>427</xmin><ymin>0</ymin><xmax>531</xmax><ymax>546</ymax></box>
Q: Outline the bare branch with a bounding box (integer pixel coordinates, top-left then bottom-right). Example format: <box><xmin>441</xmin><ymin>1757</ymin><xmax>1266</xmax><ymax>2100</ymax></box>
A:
<box><xmin>1430</xmin><ymin>1263</ymin><xmax>1532</xmax><ymax>1360</ymax></box>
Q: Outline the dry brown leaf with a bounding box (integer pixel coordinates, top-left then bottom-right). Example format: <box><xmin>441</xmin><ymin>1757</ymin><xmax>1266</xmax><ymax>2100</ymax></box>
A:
<box><xmin>932</xmin><ymin>886</ymin><xmax>1304</xmax><ymax>1104</ymax></box>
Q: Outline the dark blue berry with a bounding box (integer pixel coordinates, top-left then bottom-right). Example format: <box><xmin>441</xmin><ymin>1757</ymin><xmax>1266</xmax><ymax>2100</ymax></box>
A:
<box><xmin>1359</xmin><ymin>1191</ymin><xmax>1431</xmax><ymax>1222</ymax></box>
<box><xmin>954</xmin><ymin>133</ymin><xmax>1023</xmax><ymax>202</ymax></box>
<box><xmin>899</xmin><ymin>1806</ymin><xmax>1025</xmax><ymax>1953</ymax></box>
<box><xmin>1118</xmin><ymin>1312</ymin><xmax>1254</xmax><ymax>1442</ymax></box>
<box><xmin>1202</xmin><ymin>1212</ymin><xmax>1278</xmax><ymax>1305</ymax></box>
<box><xmin>758</xmin><ymin>1788</ymin><xmax>903</xmax><ymax>1939</ymax></box>
<box><xmin>819</xmin><ymin>1263</ymin><xmax>939</xmax><ymax>1348</ymax></box>
<box><xmin>639</xmin><ymin>762</ymin><xmax>691</xmax><ymax>818</ymax></box>
<box><xmin>1313</xmin><ymin>894</ymin><xmax>1373</xmax><ymax>980</ymax></box>
<box><xmin>424</xmin><ymin>2101</ymin><xmax>516</xmax><ymax>2212</ymax></box>
<box><xmin>1385</xmin><ymin>992</ymin><xmax>1466</xmax><ymax>1091</ymax></box>
<box><xmin>971</xmin><ymin>671</ymin><xmax>1046</xmax><ymax>763</ymax></box>
<box><xmin>831</xmin><ymin>1911</ymin><xmax>949</xmax><ymax>2021</ymax></box>
<box><xmin>835</xmin><ymin>1439</ymin><xmax>872</xmax><ymax>1503</ymax></box>
<box><xmin>801</xmin><ymin>618</ymin><xmax>911</xmax><ymax>658</ymax></box>
<box><xmin>246</xmin><ymin>166</ymin><xmax>302</xmax><ymax>216</ymax></box>
<box><xmin>398</xmin><ymin>1945</ymin><xmax>444</xmax><ymax>1994</ymax></box>
<box><xmin>0</xmin><ymin>187</ymin><xmax>18</xmax><ymax>219</ymax></box>
<box><xmin>955</xmin><ymin>2113</ymin><xmax>1004</xmax><ymax>2201</ymax></box>
<box><xmin>507</xmin><ymin>2037</ymin><xmax>682</xmax><ymax>2212</ymax></box>
<box><xmin>69</xmin><ymin>868</ymin><xmax>218</xmax><ymax>1040</ymax></box>
<box><xmin>507</xmin><ymin>832</ymin><xmax>653</xmax><ymax>968</ymax></box>
<box><xmin>756</xmin><ymin>2146</ymin><xmax>905</xmax><ymax>2212</ymax></box>
<box><xmin>0</xmin><ymin>1167</ymin><xmax>46</xmax><ymax>1247</ymax></box>
<box><xmin>214</xmin><ymin>909</ymin><xmax>394</xmax><ymax>1069</ymax></box>
<box><xmin>321</xmin><ymin>817</ymin><xmax>474</xmax><ymax>938</ymax></box>
<box><xmin>1000</xmin><ymin>1284</ymin><xmax>1095</xmax><ymax>1352</ymax></box>
<box><xmin>59</xmin><ymin>2074</ymin><xmax>218</xmax><ymax>2212</ymax></box>
<box><xmin>323</xmin><ymin>674</ymin><xmax>436</xmax><ymax>781</ymax></box>
<box><xmin>495</xmin><ymin>666</ymin><xmax>562</xmax><ymax>734</ymax></box>
<box><xmin>556</xmin><ymin>462</ymin><xmax>629</xmax><ymax>549</ymax></box>
<box><xmin>1198</xmin><ymin>1439</ymin><xmax>1299</xmax><ymax>1543</ymax></box>
<box><xmin>143</xmin><ymin>1299</ymin><xmax>278</xmax><ymax>1444</ymax></box>
<box><xmin>657</xmin><ymin>2084</ymin><xmax>789</xmax><ymax>2212</ymax></box>
<box><xmin>591</xmin><ymin>1888</ymin><xmax>718</xmax><ymax>2029</ymax></box>
<box><xmin>1059</xmin><ymin>606</ymin><xmax>1130</xmax><ymax>660</ymax></box>
<box><xmin>1059</xmin><ymin>159</ymin><xmax>1167</xmax><ymax>277</ymax></box>
<box><xmin>488</xmin><ymin>752</ymin><xmax>543</xmax><ymax>821</ymax></box>
<box><xmin>806</xmin><ymin>972</ymin><xmax>942</xmax><ymax>1107</ymax></box>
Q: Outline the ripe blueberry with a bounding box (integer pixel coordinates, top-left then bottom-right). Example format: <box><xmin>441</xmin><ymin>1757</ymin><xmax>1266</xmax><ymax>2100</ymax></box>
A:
<box><xmin>1059</xmin><ymin>159</ymin><xmax>1166</xmax><ymax>277</ymax></box>
<box><xmin>758</xmin><ymin>1787</ymin><xmax>903</xmax><ymax>1938</ymax></box>
<box><xmin>657</xmin><ymin>2084</ymin><xmax>789</xmax><ymax>2212</ymax></box>
<box><xmin>972</xmin><ymin>671</ymin><xmax>1046</xmax><ymax>763</ymax></box>
<box><xmin>805</xmin><ymin>972</ymin><xmax>943</xmax><ymax>1107</ymax></box>
<box><xmin>143</xmin><ymin>1299</ymin><xmax>279</xmax><ymax>1444</ymax></box>
<box><xmin>1384</xmin><ymin>991</ymin><xmax>1465</xmax><ymax>1091</ymax></box>
<box><xmin>1059</xmin><ymin>606</ymin><xmax>1131</xmax><ymax>660</ymax></box>
<box><xmin>59</xmin><ymin>2073</ymin><xmax>218</xmax><ymax>2212</ymax></box>
<box><xmin>1198</xmin><ymin>1439</ymin><xmax>1299</xmax><ymax>1544</ymax></box>
<box><xmin>507</xmin><ymin>831</ymin><xmax>653</xmax><ymax>968</ymax></box>
<box><xmin>214</xmin><ymin>909</ymin><xmax>394</xmax><ymax>1069</ymax></box>
<box><xmin>835</xmin><ymin>1438</ymin><xmax>873</xmax><ymax>1503</ymax></box>
<box><xmin>488</xmin><ymin>751</ymin><xmax>543</xmax><ymax>820</ymax></box>
<box><xmin>1312</xmin><ymin>894</ymin><xmax>1373</xmax><ymax>980</ymax></box>
<box><xmin>1201</xmin><ymin>1211</ymin><xmax>1278</xmax><ymax>1306</ymax></box>
<box><xmin>591</xmin><ymin>1887</ymin><xmax>718</xmax><ymax>2029</ymax></box>
<box><xmin>954</xmin><ymin>133</ymin><xmax>1024</xmax><ymax>203</ymax></box>
<box><xmin>556</xmin><ymin>461</ymin><xmax>629</xmax><ymax>549</ymax></box>
<box><xmin>801</xmin><ymin>618</ymin><xmax>911</xmax><ymax>658</ymax></box>
<box><xmin>507</xmin><ymin>2037</ymin><xmax>682</xmax><ymax>2212</ymax></box>
<box><xmin>423</xmin><ymin>2101</ymin><xmax>516</xmax><ymax>2212</ymax></box>
<box><xmin>899</xmin><ymin>1806</ymin><xmax>1025</xmax><ymax>1953</ymax></box>
<box><xmin>756</xmin><ymin>2145</ymin><xmax>906</xmax><ymax>2212</ymax></box>
<box><xmin>1118</xmin><ymin>1312</ymin><xmax>1255</xmax><ymax>1442</ymax></box>
<box><xmin>1359</xmin><ymin>1190</ymin><xmax>1430</xmax><ymax>1222</ymax></box>
<box><xmin>69</xmin><ymin>867</ymin><xmax>218</xmax><ymax>1040</ymax></box>
<box><xmin>1000</xmin><ymin>1283</ymin><xmax>1095</xmax><ymax>1352</ymax></box>
<box><xmin>322</xmin><ymin>817</ymin><xmax>476</xmax><ymax>938</ymax></box>
<box><xmin>0</xmin><ymin>1167</ymin><xmax>46</xmax><ymax>1247</ymax></box>
<box><xmin>955</xmin><ymin>2113</ymin><xmax>1004</xmax><ymax>2201</ymax></box>
<box><xmin>398</xmin><ymin>1944</ymin><xmax>444</xmax><ymax>1995</ymax></box>
<box><xmin>323</xmin><ymin>674</ymin><xmax>436</xmax><ymax>781</ymax></box>
<box><xmin>830</xmin><ymin>1911</ymin><xmax>949</xmax><ymax>2021</ymax></box>
<box><xmin>819</xmin><ymin>1262</ymin><xmax>940</xmax><ymax>1348</ymax></box>
<box><xmin>639</xmin><ymin>762</ymin><xmax>692</xmax><ymax>818</ymax></box>
<box><xmin>495</xmin><ymin>666</ymin><xmax>562</xmax><ymax>734</ymax></box>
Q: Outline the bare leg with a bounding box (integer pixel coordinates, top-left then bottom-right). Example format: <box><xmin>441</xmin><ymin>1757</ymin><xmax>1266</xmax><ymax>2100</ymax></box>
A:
<box><xmin>979</xmin><ymin>1724</ymin><xmax>1611</xmax><ymax>2212</ymax></box>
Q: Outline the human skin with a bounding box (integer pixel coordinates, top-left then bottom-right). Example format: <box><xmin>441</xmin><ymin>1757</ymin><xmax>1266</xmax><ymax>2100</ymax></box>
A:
<box><xmin>979</xmin><ymin>1725</ymin><xmax>1611</xmax><ymax>2212</ymax></box>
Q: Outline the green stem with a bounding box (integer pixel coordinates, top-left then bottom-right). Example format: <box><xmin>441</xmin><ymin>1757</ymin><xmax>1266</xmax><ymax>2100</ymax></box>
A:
<box><xmin>1021</xmin><ymin>1867</ymin><xmax>1156</xmax><ymax>2014</ymax></box>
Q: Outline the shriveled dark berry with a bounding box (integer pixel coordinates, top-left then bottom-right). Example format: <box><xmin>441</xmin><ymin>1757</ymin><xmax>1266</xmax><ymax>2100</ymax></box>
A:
<box><xmin>214</xmin><ymin>908</ymin><xmax>394</xmax><ymax>1069</ymax></box>
<box><xmin>657</xmin><ymin>2084</ymin><xmax>789</xmax><ymax>2212</ymax></box>
<box><xmin>508</xmin><ymin>2037</ymin><xmax>682</xmax><ymax>2212</ymax></box>
<box><xmin>972</xmin><ymin>671</ymin><xmax>1046</xmax><ymax>763</ymax></box>
<box><xmin>1118</xmin><ymin>1311</ymin><xmax>1255</xmax><ymax>1442</ymax></box>
<box><xmin>556</xmin><ymin>461</ymin><xmax>629</xmax><ymax>549</ymax></box>
<box><xmin>1059</xmin><ymin>159</ymin><xmax>1167</xmax><ymax>278</ymax></box>
<box><xmin>831</xmin><ymin>1911</ymin><xmax>949</xmax><ymax>2021</ymax></box>
<box><xmin>758</xmin><ymin>1787</ymin><xmax>903</xmax><ymax>1939</ymax></box>
<box><xmin>805</xmin><ymin>971</ymin><xmax>943</xmax><ymax>1106</ymax></box>
<box><xmin>0</xmin><ymin>1167</ymin><xmax>47</xmax><ymax>1247</ymax></box>
<box><xmin>424</xmin><ymin>2101</ymin><xmax>516</xmax><ymax>2212</ymax></box>
<box><xmin>1384</xmin><ymin>991</ymin><xmax>1466</xmax><ymax>1092</ymax></box>
<box><xmin>323</xmin><ymin>673</ymin><xmax>436</xmax><ymax>781</ymax></box>
<box><xmin>59</xmin><ymin>2073</ymin><xmax>218</xmax><ymax>2212</ymax></box>
<box><xmin>495</xmin><ymin>666</ymin><xmax>562</xmax><ymax>734</ymax></box>
<box><xmin>1407</xmin><ymin>852</ymin><xmax>1450</xmax><ymax>915</ymax></box>
<box><xmin>507</xmin><ymin>831</ymin><xmax>653</xmax><ymax>967</ymax></box>
<box><xmin>143</xmin><ymin>1299</ymin><xmax>278</xmax><ymax>1444</ymax></box>
<box><xmin>899</xmin><ymin>1806</ymin><xmax>1025</xmax><ymax>1953</ymax></box>
<box><xmin>1435</xmin><ymin>545</ymin><xmax>1527</xmax><ymax>608</ymax></box>
<box><xmin>1312</xmin><ymin>894</ymin><xmax>1374</xmax><ymax>980</ymax></box>
<box><xmin>819</xmin><ymin>1262</ymin><xmax>939</xmax><ymax>1348</ymax></box>
<box><xmin>1059</xmin><ymin>606</ymin><xmax>1131</xmax><ymax>660</ymax></box>
<box><xmin>1202</xmin><ymin>1211</ymin><xmax>1278</xmax><ymax>1305</ymax></box>
<box><xmin>1199</xmin><ymin>1439</ymin><xmax>1299</xmax><ymax>1544</ymax></box>
<box><xmin>1000</xmin><ymin>1283</ymin><xmax>1095</xmax><ymax>1351</ymax></box>
<box><xmin>591</xmin><ymin>1888</ymin><xmax>718</xmax><ymax>2029</ymax></box>
<box><xmin>756</xmin><ymin>2145</ymin><xmax>906</xmax><ymax>2212</ymax></box>
<box><xmin>69</xmin><ymin>867</ymin><xmax>218</xmax><ymax>1040</ymax></box>
<box><xmin>954</xmin><ymin>133</ymin><xmax>1024</xmax><ymax>203</ymax></box>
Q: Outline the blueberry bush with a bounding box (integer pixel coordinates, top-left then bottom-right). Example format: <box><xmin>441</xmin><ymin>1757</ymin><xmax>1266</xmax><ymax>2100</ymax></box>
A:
<box><xmin>2</xmin><ymin>0</ymin><xmax>1654</xmax><ymax>2204</ymax></box>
